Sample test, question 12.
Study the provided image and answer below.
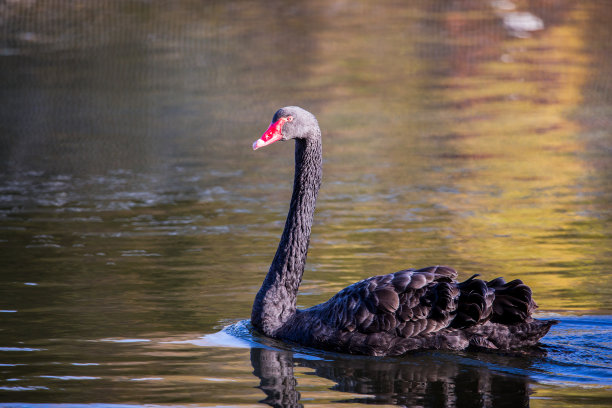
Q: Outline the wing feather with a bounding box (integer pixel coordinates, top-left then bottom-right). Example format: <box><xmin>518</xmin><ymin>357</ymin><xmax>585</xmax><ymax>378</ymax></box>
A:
<box><xmin>314</xmin><ymin>266</ymin><xmax>460</xmax><ymax>339</ymax></box>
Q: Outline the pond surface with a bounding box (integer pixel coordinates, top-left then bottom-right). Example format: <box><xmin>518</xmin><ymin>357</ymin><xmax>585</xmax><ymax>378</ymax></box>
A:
<box><xmin>1</xmin><ymin>1</ymin><xmax>611</xmax><ymax>406</ymax></box>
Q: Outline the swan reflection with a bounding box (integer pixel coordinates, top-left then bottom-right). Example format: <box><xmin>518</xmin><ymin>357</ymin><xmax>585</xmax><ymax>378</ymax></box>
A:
<box><xmin>251</xmin><ymin>346</ymin><xmax>533</xmax><ymax>407</ymax></box>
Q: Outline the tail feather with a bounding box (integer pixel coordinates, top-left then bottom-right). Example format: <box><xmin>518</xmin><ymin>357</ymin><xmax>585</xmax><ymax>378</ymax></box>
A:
<box><xmin>450</xmin><ymin>274</ymin><xmax>557</xmax><ymax>349</ymax></box>
<box><xmin>451</xmin><ymin>275</ymin><xmax>494</xmax><ymax>329</ymax></box>
<box><xmin>451</xmin><ymin>275</ymin><xmax>539</xmax><ymax>328</ymax></box>
<box><xmin>486</xmin><ymin>278</ymin><xmax>537</xmax><ymax>324</ymax></box>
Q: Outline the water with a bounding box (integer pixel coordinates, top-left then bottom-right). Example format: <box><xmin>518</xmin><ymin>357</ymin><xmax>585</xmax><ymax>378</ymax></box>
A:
<box><xmin>1</xmin><ymin>1</ymin><xmax>611</xmax><ymax>406</ymax></box>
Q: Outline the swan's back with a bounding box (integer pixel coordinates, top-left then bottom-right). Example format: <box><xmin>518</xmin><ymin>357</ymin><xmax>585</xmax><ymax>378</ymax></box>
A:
<box><xmin>277</xmin><ymin>266</ymin><xmax>556</xmax><ymax>356</ymax></box>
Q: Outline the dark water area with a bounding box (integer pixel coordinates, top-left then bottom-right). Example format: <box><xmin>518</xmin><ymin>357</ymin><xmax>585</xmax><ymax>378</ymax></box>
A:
<box><xmin>1</xmin><ymin>0</ymin><xmax>612</xmax><ymax>406</ymax></box>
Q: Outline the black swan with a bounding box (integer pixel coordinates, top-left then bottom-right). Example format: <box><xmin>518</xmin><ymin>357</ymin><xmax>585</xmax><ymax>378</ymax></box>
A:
<box><xmin>251</xmin><ymin>106</ymin><xmax>556</xmax><ymax>356</ymax></box>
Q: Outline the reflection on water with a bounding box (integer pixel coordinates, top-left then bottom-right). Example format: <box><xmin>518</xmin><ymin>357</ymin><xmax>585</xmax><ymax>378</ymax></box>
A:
<box><xmin>245</xmin><ymin>316</ymin><xmax>611</xmax><ymax>407</ymax></box>
<box><xmin>1</xmin><ymin>0</ymin><xmax>612</xmax><ymax>406</ymax></box>
<box><xmin>251</xmin><ymin>347</ymin><xmax>532</xmax><ymax>408</ymax></box>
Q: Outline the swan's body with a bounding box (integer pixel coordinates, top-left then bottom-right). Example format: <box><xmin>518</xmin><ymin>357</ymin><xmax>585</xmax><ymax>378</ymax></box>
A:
<box><xmin>251</xmin><ymin>106</ymin><xmax>555</xmax><ymax>356</ymax></box>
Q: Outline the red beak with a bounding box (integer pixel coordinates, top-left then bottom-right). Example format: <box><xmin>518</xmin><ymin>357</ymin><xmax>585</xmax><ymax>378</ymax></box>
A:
<box><xmin>252</xmin><ymin>117</ymin><xmax>289</xmax><ymax>150</ymax></box>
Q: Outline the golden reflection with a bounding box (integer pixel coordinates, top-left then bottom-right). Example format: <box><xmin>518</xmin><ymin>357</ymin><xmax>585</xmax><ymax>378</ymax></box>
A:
<box><xmin>432</xmin><ymin>5</ymin><xmax>594</xmax><ymax>310</ymax></box>
<box><xmin>300</xmin><ymin>2</ymin><xmax>610</xmax><ymax>312</ymax></box>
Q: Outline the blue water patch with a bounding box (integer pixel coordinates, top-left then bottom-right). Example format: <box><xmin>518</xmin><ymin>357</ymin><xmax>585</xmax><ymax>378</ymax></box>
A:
<box><xmin>533</xmin><ymin>315</ymin><xmax>612</xmax><ymax>387</ymax></box>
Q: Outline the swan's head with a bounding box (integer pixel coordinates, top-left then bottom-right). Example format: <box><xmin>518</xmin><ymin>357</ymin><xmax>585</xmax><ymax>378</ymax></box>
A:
<box><xmin>253</xmin><ymin>106</ymin><xmax>319</xmax><ymax>150</ymax></box>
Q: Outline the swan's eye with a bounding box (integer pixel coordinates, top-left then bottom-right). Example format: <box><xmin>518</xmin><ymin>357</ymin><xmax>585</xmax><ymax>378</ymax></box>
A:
<box><xmin>286</xmin><ymin>116</ymin><xmax>294</xmax><ymax>122</ymax></box>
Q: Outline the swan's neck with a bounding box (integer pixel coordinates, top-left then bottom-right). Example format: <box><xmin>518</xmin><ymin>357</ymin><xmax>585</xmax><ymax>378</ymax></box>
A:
<box><xmin>252</xmin><ymin>136</ymin><xmax>322</xmax><ymax>336</ymax></box>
